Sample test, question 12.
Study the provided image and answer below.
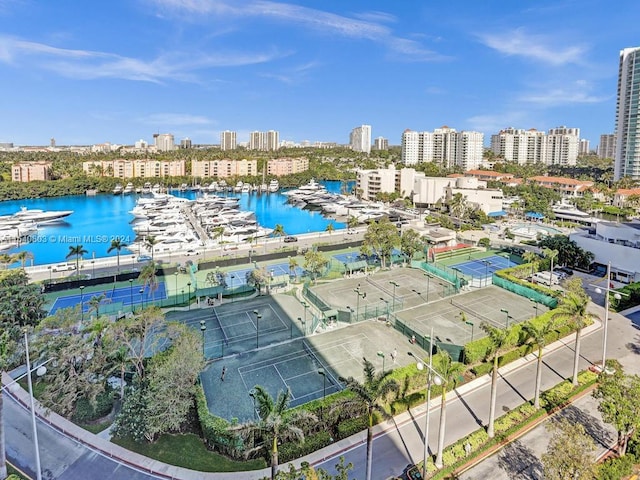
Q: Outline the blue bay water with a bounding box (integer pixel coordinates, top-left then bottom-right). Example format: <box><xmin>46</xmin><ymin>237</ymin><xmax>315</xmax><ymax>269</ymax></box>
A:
<box><xmin>0</xmin><ymin>180</ymin><xmax>351</xmax><ymax>266</ymax></box>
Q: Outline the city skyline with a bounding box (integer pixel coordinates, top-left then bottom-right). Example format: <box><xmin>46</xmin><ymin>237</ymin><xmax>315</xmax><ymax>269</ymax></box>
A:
<box><xmin>0</xmin><ymin>1</ymin><xmax>639</xmax><ymax>147</ymax></box>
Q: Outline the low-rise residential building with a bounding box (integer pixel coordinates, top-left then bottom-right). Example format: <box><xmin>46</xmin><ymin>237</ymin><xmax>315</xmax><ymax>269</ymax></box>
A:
<box><xmin>11</xmin><ymin>162</ymin><xmax>52</xmax><ymax>182</ymax></box>
<box><xmin>464</xmin><ymin>170</ymin><xmax>515</xmax><ymax>183</ymax></box>
<box><xmin>267</xmin><ymin>157</ymin><xmax>309</xmax><ymax>176</ymax></box>
<box><xmin>612</xmin><ymin>188</ymin><xmax>640</xmax><ymax>209</ymax></box>
<box><xmin>82</xmin><ymin>159</ymin><xmax>186</xmax><ymax>178</ymax></box>
<box><xmin>356</xmin><ymin>165</ymin><xmax>399</xmax><ymax>201</ymax></box>
<box><xmin>191</xmin><ymin>159</ymin><xmax>257</xmax><ymax>178</ymax></box>
<box><xmin>570</xmin><ymin>221</ymin><xmax>640</xmax><ymax>283</ymax></box>
<box><xmin>527</xmin><ymin>176</ymin><xmax>594</xmax><ymax>197</ymax></box>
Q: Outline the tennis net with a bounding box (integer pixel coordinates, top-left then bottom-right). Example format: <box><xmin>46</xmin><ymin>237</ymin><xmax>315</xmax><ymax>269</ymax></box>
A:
<box><xmin>211</xmin><ymin>308</ymin><xmax>228</xmax><ymax>345</ymax></box>
<box><xmin>366</xmin><ymin>276</ymin><xmax>395</xmax><ymax>297</ymax></box>
<box><xmin>450</xmin><ymin>299</ymin><xmax>503</xmax><ymax>328</ymax></box>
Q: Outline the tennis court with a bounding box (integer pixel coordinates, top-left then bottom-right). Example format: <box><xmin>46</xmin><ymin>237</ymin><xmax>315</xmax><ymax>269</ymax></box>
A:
<box><xmin>201</xmin><ymin>321</ymin><xmax>423</xmax><ymax>421</ymax></box>
<box><xmin>48</xmin><ymin>281</ymin><xmax>167</xmax><ymax>315</ymax></box>
<box><xmin>221</xmin><ymin>262</ymin><xmax>306</xmax><ymax>287</ymax></box>
<box><xmin>393</xmin><ymin>286</ymin><xmax>547</xmax><ymax>347</ymax></box>
<box><xmin>450</xmin><ymin>254</ymin><xmax>516</xmax><ymax>279</ymax></box>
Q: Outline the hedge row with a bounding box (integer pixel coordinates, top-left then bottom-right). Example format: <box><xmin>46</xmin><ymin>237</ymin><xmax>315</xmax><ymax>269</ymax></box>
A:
<box><xmin>494</xmin><ymin>263</ymin><xmax>560</xmax><ymax>298</ymax></box>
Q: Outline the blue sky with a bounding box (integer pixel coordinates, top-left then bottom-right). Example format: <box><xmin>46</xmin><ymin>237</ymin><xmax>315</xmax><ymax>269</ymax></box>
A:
<box><xmin>0</xmin><ymin>0</ymin><xmax>639</xmax><ymax>148</ymax></box>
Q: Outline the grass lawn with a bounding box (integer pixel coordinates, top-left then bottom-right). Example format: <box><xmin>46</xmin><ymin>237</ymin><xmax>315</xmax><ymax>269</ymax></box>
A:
<box><xmin>79</xmin><ymin>421</ymin><xmax>111</xmax><ymax>434</ymax></box>
<box><xmin>113</xmin><ymin>433</ymin><xmax>267</xmax><ymax>472</ymax></box>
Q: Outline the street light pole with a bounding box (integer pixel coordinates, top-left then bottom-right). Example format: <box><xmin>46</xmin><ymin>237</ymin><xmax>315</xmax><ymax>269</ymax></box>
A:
<box><xmin>175</xmin><ymin>272</ymin><xmax>178</xmax><ymax>306</ymax></box>
<box><xmin>23</xmin><ymin>330</ymin><xmax>44</xmax><ymax>480</ymax></box>
<box><xmin>465</xmin><ymin>321</ymin><xmax>475</xmax><ymax>341</ymax></box>
<box><xmin>318</xmin><ymin>369</ymin><xmax>327</xmax><ymax>420</ymax></box>
<box><xmin>376</xmin><ymin>351</ymin><xmax>385</xmax><ymax>374</ymax></box>
<box><xmin>380</xmin><ymin>298</ymin><xmax>389</xmax><ymax>323</ymax></box>
<box><xmin>249</xmin><ymin>389</ymin><xmax>257</xmax><ymax>420</ymax></box>
<box><xmin>409</xmin><ymin>327</ymin><xmax>442</xmax><ymax>479</ymax></box>
<box><xmin>531</xmin><ymin>300</ymin><xmax>539</xmax><ymax>318</ymax></box>
<box><xmin>129</xmin><ymin>279</ymin><xmax>133</xmax><ymax>312</ymax></box>
<box><xmin>593</xmin><ymin>262</ymin><xmax>625</xmax><ymax>369</ymax></box>
<box><xmin>187</xmin><ymin>282</ymin><xmax>192</xmax><ymax>311</ymax></box>
<box><xmin>298</xmin><ymin>316</ymin><xmax>305</xmax><ymax>336</ymax></box>
<box><xmin>254</xmin><ymin>310</ymin><xmax>261</xmax><ymax>349</ymax></box>
<box><xmin>424</xmin><ymin>273</ymin><xmax>431</xmax><ymax>303</ymax></box>
<box><xmin>354</xmin><ymin>285</ymin><xmax>366</xmax><ymax>321</ymax></box>
<box><xmin>500</xmin><ymin>309</ymin><xmax>511</xmax><ymax>328</ymax></box>
<box><xmin>301</xmin><ymin>301</ymin><xmax>308</xmax><ymax>327</ymax></box>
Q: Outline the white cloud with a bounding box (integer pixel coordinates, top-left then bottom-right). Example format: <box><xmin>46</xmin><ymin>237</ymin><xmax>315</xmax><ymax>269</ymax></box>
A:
<box><xmin>260</xmin><ymin>61</ymin><xmax>320</xmax><ymax>84</ymax></box>
<box><xmin>466</xmin><ymin>111</ymin><xmax>531</xmax><ymax>135</ymax></box>
<box><xmin>147</xmin><ymin>0</ymin><xmax>444</xmax><ymax>62</ymax></box>
<box><xmin>477</xmin><ymin>28</ymin><xmax>586</xmax><ymax>66</ymax></box>
<box><xmin>0</xmin><ymin>35</ymin><xmax>283</xmax><ymax>82</ymax></box>
<box><xmin>518</xmin><ymin>80</ymin><xmax>610</xmax><ymax>106</ymax></box>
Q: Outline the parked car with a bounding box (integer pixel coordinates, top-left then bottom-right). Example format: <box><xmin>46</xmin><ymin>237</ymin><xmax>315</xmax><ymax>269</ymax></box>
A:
<box><xmin>555</xmin><ymin>266</ymin><xmax>573</xmax><ymax>276</ymax></box>
<box><xmin>52</xmin><ymin>263</ymin><xmax>76</xmax><ymax>272</ymax></box>
<box><xmin>283</xmin><ymin>236</ymin><xmax>298</xmax><ymax>243</ymax></box>
<box><xmin>137</xmin><ymin>255</ymin><xmax>152</xmax><ymax>262</ymax></box>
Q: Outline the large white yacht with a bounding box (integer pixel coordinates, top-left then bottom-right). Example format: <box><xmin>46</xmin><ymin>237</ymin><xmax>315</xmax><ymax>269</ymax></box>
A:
<box><xmin>268</xmin><ymin>179</ymin><xmax>280</xmax><ymax>193</ymax></box>
<box><xmin>13</xmin><ymin>207</ymin><xmax>73</xmax><ymax>224</ymax></box>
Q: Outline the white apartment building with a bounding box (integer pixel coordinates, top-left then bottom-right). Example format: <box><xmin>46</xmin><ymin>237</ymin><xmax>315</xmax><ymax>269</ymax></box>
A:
<box><xmin>570</xmin><ymin>221</ymin><xmax>640</xmax><ymax>283</ymax></box>
<box><xmin>579</xmin><ymin>139</ymin><xmax>590</xmax><ymax>155</ymax></box>
<box><xmin>401</xmin><ymin>127</ymin><xmax>484</xmax><ymax>170</ymax></box>
<box><xmin>490</xmin><ymin>127</ymin><xmax>579</xmax><ymax>165</ymax></box>
<box><xmin>356</xmin><ymin>165</ymin><xmax>398</xmax><ymax>201</ymax></box>
<box><xmin>615</xmin><ymin>46</ymin><xmax>640</xmax><ymax>180</ymax></box>
<box><xmin>82</xmin><ymin>159</ymin><xmax>186</xmax><ymax>178</ymax></box>
<box><xmin>598</xmin><ymin>134</ymin><xmax>616</xmax><ymax>159</ymax></box>
<box><xmin>267</xmin><ymin>157</ymin><xmax>309</xmax><ymax>176</ymax></box>
<box><xmin>374</xmin><ymin>137</ymin><xmax>388</xmax><ymax>150</ymax></box>
<box><xmin>350</xmin><ymin>125</ymin><xmax>372</xmax><ymax>154</ymax></box>
<box><xmin>248</xmin><ymin>130</ymin><xmax>280</xmax><ymax>151</ymax></box>
<box><xmin>154</xmin><ymin>133</ymin><xmax>175</xmax><ymax>152</ymax></box>
<box><xmin>220</xmin><ymin>131</ymin><xmax>237</xmax><ymax>151</ymax></box>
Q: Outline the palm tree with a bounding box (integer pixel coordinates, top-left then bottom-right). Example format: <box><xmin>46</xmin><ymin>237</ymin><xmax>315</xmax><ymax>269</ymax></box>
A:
<box><xmin>108</xmin><ymin>346</ymin><xmax>130</xmax><ymax>400</ymax></box>
<box><xmin>337</xmin><ymin>358</ymin><xmax>400</xmax><ymax>480</ymax></box>
<box><xmin>433</xmin><ymin>350</ymin><xmax>466</xmax><ymax>468</ymax></box>
<box><xmin>211</xmin><ymin>226</ymin><xmax>225</xmax><ymax>245</ymax></box>
<box><xmin>14</xmin><ymin>251</ymin><xmax>33</xmax><ymax>270</ymax></box>
<box><xmin>522</xmin><ymin>251</ymin><xmax>539</xmax><ymax>277</ymax></box>
<box><xmin>522</xmin><ymin>320</ymin><xmax>556</xmax><ymax>409</ymax></box>
<box><xmin>551</xmin><ymin>291</ymin><xmax>598</xmax><ymax>385</ymax></box>
<box><xmin>448</xmin><ymin>192</ymin><xmax>468</xmax><ymax>221</ymax></box>
<box><xmin>288</xmin><ymin>256</ymin><xmax>299</xmax><ymax>282</ymax></box>
<box><xmin>481</xmin><ymin>323</ymin><xmax>511</xmax><ymax>438</ymax></box>
<box><xmin>542</xmin><ymin>247</ymin><xmax>559</xmax><ymax>278</ymax></box>
<box><xmin>347</xmin><ymin>215</ymin><xmax>359</xmax><ymax>230</ymax></box>
<box><xmin>272</xmin><ymin>224</ymin><xmax>285</xmax><ymax>242</ymax></box>
<box><xmin>139</xmin><ymin>261</ymin><xmax>159</xmax><ymax>304</ymax></box>
<box><xmin>325</xmin><ymin>223</ymin><xmax>335</xmax><ymax>235</ymax></box>
<box><xmin>107</xmin><ymin>239</ymin><xmax>128</xmax><ymax>273</ymax></box>
<box><xmin>66</xmin><ymin>244</ymin><xmax>88</xmax><ymax>272</ymax></box>
<box><xmin>144</xmin><ymin>236</ymin><xmax>158</xmax><ymax>261</ymax></box>
<box><xmin>88</xmin><ymin>293</ymin><xmax>107</xmax><ymax>318</ymax></box>
<box><xmin>233</xmin><ymin>386</ymin><xmax>316</xmax><ymax>480</ymax></box>
<box><xmin>0</xmin><ymin>253</ymin><xmax>15</xmax><ymax>269</ymax></box>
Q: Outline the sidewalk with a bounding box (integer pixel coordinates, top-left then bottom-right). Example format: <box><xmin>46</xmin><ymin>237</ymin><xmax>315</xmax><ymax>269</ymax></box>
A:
<box><xmin>2</xmin><ymin>308</ymin><xmax>605</xmax><ymax>480</ymax></box>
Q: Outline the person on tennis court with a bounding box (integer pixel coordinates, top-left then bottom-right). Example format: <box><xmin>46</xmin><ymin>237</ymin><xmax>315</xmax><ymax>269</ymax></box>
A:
<box><xmin>220</xmin><ymin>366</ymin><xmax>227</xmax><ymax>381</ymax></box>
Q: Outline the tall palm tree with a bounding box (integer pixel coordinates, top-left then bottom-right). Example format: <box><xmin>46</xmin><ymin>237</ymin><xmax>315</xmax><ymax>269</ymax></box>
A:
<box><xmin>522</xmin><ymin>251</ymin><xmax>539</xmax><ymax>277</ymax></box>
<box><xmin>107</xmin><ymin>239</ymin><xmax>128</xmax><ymax>273</ymax></box>
<box><xmin>347</xmin><ymin>215</ymin><xmax>359</xmax><ymax>230</ymax></box>
<box><xmin>211</xmin><ymin>226</ymin><xmax>225</xmax><ymax>245</ymax></box>
<box><xmin>0</xmin><ymin>253</ymin><xmax>15</xmax><ymax>269</ymax></box>
<box><xmin>233</xmin><ymin>386</ymin><xmax>316</xmax><ymax>480</ymax></box>
<box><xmin>542</xmin><ymin>247</ymin><xmax>559</xmax><ymax>277</ymax></box>
<box><xmin>481</xmin><ymin>323</ymin><xmax>511</xmax><ymax>438</ymax></box>
<box><xmin>288</xmin><ymin>256</ymin><xmax>299</xmax><ymax>282</ymax></box>
<box><xmin>272</xmin><ymin>224</ymin><xmax>285</xmax><ymax>242</ymax></box>
<box><xmin>433</xmin><ymin>350</ymin><xmax>466</xmax><ymax>469</ymax></box>
<box><xmin>66</xmin><ymin>244</ymin><xmax>88</xmax><ymax>272</ymax></box>
<box><xmin>144</xmin><ymin>236</ymin><xmax>158</xmax><ymax>261</ymax></box>
<box><xmin>522</xmin><ymin>320</ymin><xmax>556</xmax><ymax>409</ymax></box>
<box><xmin>448</xmin><ymin>192</ymin><xmax>468</xmax><ymax>221</ymax></box>
<box><xmin>88</xmin><ymin>293</ymin><xmax>107</xmax><ymax>318</ymax></box>
<box><xmin>138</xmin><ymin>261</ymin><xmax>159</xmax><ymax>305</ymax></box>
<box><xmin>551</xmin><ymin>291</ymin><xmax>598</xmax><ymax>385</ymax></box>
<box><xmin>337</xmin><ymin>358</ymin><xmax>400</xmax><ymax>480</ymax></box>
<box><xmin>325</xmin><ymin>223</ymin><xmax>335</xmax><ymax>235</ymax></box>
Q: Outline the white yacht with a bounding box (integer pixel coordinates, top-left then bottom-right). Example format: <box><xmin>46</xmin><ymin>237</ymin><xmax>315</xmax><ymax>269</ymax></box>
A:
<box><xmin>13</xmin><ymin>207</ymin><xmax>73</xmax><ymax>224</ymax></box>
<box><xmin>113</xmin><ymin>184</ymin><xmax>123</xmax><ymax>195</ymax></box>
<box><xmin>234</xmin><ymin>181</ymin><xmax>244</xmax><ymax>192</ymax></box>
<box><xmin>268</xmin><ymin>179</ymin><xmax>280</xmax><ymax>193</ymax></box>
<box><xmin>552</xmin><ymin>201</ymin><xmax>599</xmax><ymax>224</ymax></box>
<box><xmin>123</xmin><ymin>182</ymin><xmax>135</xmax><ymax>194</ymax></box>
<box><xmin>240</xmin><ymin>183</ymin><xmax>251</xmax><ymax>194</ymax></box>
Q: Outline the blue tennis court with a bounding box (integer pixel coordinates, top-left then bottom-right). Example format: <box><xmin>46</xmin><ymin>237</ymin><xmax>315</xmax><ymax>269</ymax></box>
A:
<box><xmin>450</xmin><ymin>255</ymin><xmax>516</xmax><ymax>279</ymax></box>
<box><xmin>226</xmin><ymin>263</ymin><xmax>306</xmax><ymax>287</ymax></box>
<box><xmin>49</xmin><ymin>282</ymin><xmax>167</xmax><ymax>315</ymax></box>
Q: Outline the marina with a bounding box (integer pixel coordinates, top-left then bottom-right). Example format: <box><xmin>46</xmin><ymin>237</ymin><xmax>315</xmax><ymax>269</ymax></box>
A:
<box><xmin>0</xmin><ymin>181</ymin><xmax>353</xmax><ymax>265</ymax></box>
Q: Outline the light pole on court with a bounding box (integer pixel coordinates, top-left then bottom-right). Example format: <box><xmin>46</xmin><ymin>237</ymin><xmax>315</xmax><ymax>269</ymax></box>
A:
<box><xmin>531</xmin><ymin>299</ymin><xmax>540</xmax><ymax>318</ymax></box>
<box><xmin>318</xmin><ymin>368</ymin><xmax>327</xmax><ymax>420</ymax></box>
<box><xmin>254</xmin><ymin>310</ymin><xmax>262</xmax><ymax>349</ymax></box>
<box><xmin>354</xmin><ymin>285</ymin><xmax>366</xmax><ymax>321</ymax></box>
<box><xmin>48</xmin><ymin>265</ymin><xmax>52</xmax><ymax>283</ymax></box>
<box><xmin>481</xmin><ymin>260</ymin><xmax>492</xmax><ymax>287</ymax></box>
<box><xmin>346</xmin><ymin>306</ymin><xmax>354</xmax><ymax>323</ymax></box>
<box><xmin>298</xmin><ymin>316</ymin><xmax>306</xmax><ymax>336</ymax></box>
<box><xmin>187</xmin><ymin>282</ymin><xmax>192</xmax><ymax>310</ymax></box>
<box><xmin>423</xmin><ymin>273</ymin><xmax>431</xmax><ymax>303</ymax></box>
<box><xmin>500</xmin><ymin>308</ymin><xmax>513</xmax><ymax>328</ymax></box>
<box><xmin>140</xmin><ymin>288</ymin><xmax>145</xmax><ymax>310</ymax></box>
<box><xmin>129</xmin><ymin>279</ymin><xmax>133</xmax><ymax>312</ymax></box>
<box><xmin>377</xmin><ymin>350</ymin><xmax>386</xmax><ymax>374</ymax></box>
<box><xmin>79</xmin><ymin>285</ymin><xmax>85</xmax><ymax>322</ymax></box>
<box><xmin>380</xmin><ymin>297</ymin><xmax>390</xmax><ymax>323</ymax></box>
<box><xmin>249</xmin><ymin>388</ymin><xmax>257</xmax><ymax>420</ymax></box>
<box><xmin>230</xmin><ymin>274</ymin><xmax>235</xmax><ymax>303</ymax></box>
<box><xmin>465</xmin><ymin>320</ymin><xmax>475</xmax><ymax>341</ymax></box>
<box><xmin>200</xmin><ymin>320</ymin><xmax>206</xmax><ymax>357</ymax></box>
<box><xmin>174</xmin><ymin>272</ymin><xmax>179</xmax><ymax>305</ymax></box>
<box><xmin>389</xmin><ymin>281</ymin><xmax>399</xmax><ymax>312</ymax></box>
<box><xmin>301</xmin><ymin>301</ymin><xmax>308</xmax><ymax>325</ymax></box>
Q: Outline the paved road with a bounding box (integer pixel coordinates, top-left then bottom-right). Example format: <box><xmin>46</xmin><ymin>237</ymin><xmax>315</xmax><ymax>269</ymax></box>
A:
<box><xmin>4</xmin><ymin>302</ymin><xmax>638</xmax><ymax>479</ymax></box>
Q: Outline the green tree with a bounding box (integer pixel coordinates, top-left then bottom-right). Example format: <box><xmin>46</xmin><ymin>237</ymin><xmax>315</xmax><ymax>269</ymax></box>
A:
<box><xmin>593</xmin><ymin>369</ymin><xmax>640</xmax><ymax>456</ymax></box>
<box><xmin>542</xmin><ymin>247</ymin><xmax>559</xmax><ymax>278</ymax></box>
<box><xmin>336</xmin><ymin>358</ymin><xmax>399</xmax><ymax>480</ymax></box>
<box><xmin>481</xmin><ymin>323</ymin><xmax>511</xmax><ymax>438</ymax></box>
<box><xmin>522</xmin><ymin>320</ymin><xmax>556</xmax><ymax>409</ymax></box>
<box><xmin>433</xmin><ymin>350</ymin><xmax>466</xmax><ymax>469</ymax></box>
<box><xmin>325</xmin><ymin>223</ymin><xmax>335</xmax><ymax>235</ymax></box>
<box><xmin>303</xmin><ymin>250</ymin><xmax>328</xmax><ymax>284</ymax></box>
<box><xmin>247</xmin><ymin>267</ymin><xmax>270</xmax><ymax>295</ymax></box>
<box><xmin>87</xmin><ymin>293</ymin><xmax>107</xmax><ymax>318</ymax></box>
<box><xmin>107</xmin><ymin>238</ymin><xmax>128</xmax><ymax>273</ymax></box>
<box><xmin>541</xmin><ymin>419</ymin><xmax>596</xmax><ymax>480</ymax></box>
<box><xmin>448</xmin><ymin>192</ymin><xmax>468</xmax><ymax>220</ymax></box>
<box><xmin>538</xmin><ymin>235</ymin><xmax>594</xmax><ymax>270</ymax></box>
<box><xmin>0</xmin><ymin>270</ymin><xmax>46</xmax><ymax>336</ymax></box>
<box><xmin>399</xmin><ymin>228</ymin><xmax>423</xmax><ymax>265</ymax></box>
<box><xmin>233</xmin><ymin>386</ymin><xmax>317</xmax><ymax>480</ymax></box>
<box><xmin>66</xmin><ymin>244</ymin><xmax>88</xmax><ymax>272</ymax></box>
<box><xmin>522</xmin><ymin>251</ymin><xmax>540</xmax><ymax>277</ymax></box>
<box><xmin>14</xmin><ymin>250</ymin><xmax>33</xmax><ymax>270</ymax></box>
<box><xmin>143</xmin><ymin>236</ymin><xmax>158</xmax><ymax>261</ymax></box>
<box><xmin>361</xmin><ymin>218</ymin><xmax>400</xmax><ymax>268</ymax></box>
<box><xmin>288</xmin><ymin>257</ymin><xmax>299</xmax><ymax>282</ymax></box>
<box><xmin>551</xmin><ymin>290</ymin><xmax>598</xmax><ymax>385</ymax></box>
<box><xmin>347</xmin><ymin>215</ymin><xmax>359</xmax><ymax>230</ymax></box>
<box><xmin>138</xmin><ymin>261</ymin><xmax>159</xmax><ymax>304</ymax></box>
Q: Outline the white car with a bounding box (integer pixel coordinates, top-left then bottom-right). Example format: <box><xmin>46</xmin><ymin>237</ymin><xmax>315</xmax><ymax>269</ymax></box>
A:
<box><xmin>52</xmin><ymin>263</ymin><xmax>76</xmax><ymax>272</ymax></box>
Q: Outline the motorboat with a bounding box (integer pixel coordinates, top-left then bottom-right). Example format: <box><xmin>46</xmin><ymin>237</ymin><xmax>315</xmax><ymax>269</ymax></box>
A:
<box><xmin>113</xmin><ymin>184</ymin><xmax>123</xmax><ymax>195</ymax></box>
<box><xmin>13</xmin><ymin>207</ymin><xmax>73</xmax><ymax>224</ymax></box>
<box><xmin>268</xmin><ymin>179</ymin><xmax>279</xmax><ymax>192</ymax></box>
<box><xmin>552</xmin><ymin>201</ymin><xmax>599</xmax><ymax>224</ymax></box>
<box><xmin>241</xmin><ymin>183</ymin><xmax>251</xmax><ymax>194</ymax></box>
<box><xmin>123</xmin><ymin>182</ymin><xmax>135</xmax><ymax>194</ymax></box>
<box><xmin>234</xmin><ymin>181</ymin><xmax>244</xmax><ymax>193</ymax></box>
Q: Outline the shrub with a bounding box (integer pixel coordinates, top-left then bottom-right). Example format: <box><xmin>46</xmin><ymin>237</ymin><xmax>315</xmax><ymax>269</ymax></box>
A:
<box><xmin>72</xmin><ymin>390</ymin><xmax>114</xmax><ymax>423</ymax></box>
<box><xmin>279</xmin><ymin>431</ymin><xmax>333</xmax><ymax>464</ymax></box>
<box><xmin>336</xmin><ymin>415</ymin><xmax>368</xmax><ymax>439</ymax></box>
<box><xmin>195</xmin><ymin>385</ymin><xmax>242</xmax><ymax>457</ymax></box>
<box><xmin>597</xmin><ymin>454</ymin><xmax>636</xmax><ymax>480</ymax></box>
